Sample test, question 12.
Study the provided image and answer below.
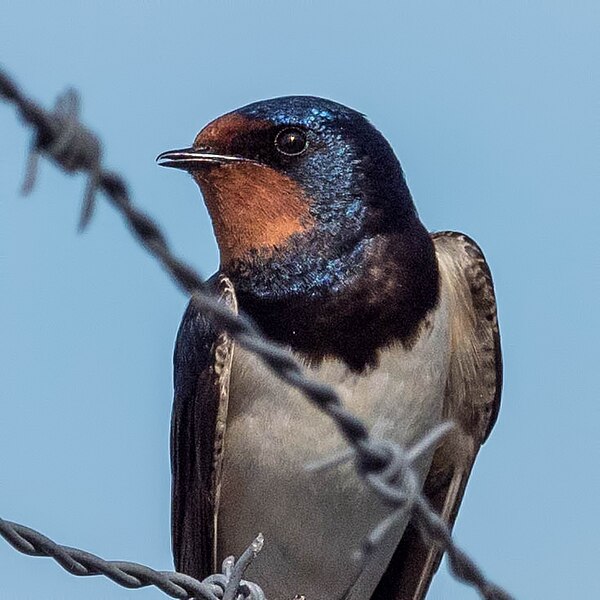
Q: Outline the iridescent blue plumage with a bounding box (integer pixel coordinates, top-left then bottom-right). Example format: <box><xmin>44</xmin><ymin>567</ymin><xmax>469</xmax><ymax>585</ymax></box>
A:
<box><xmin>238</xmin><ymin>96</ymin><xmax>415</xmax><ymax>229</ymax></box>
<box><xmin>201</xmin><ymin>95</ymin><xmax>441</xmax><ymax>369</ymax></box>
<box><xmin>159</xmin><ymin>95</ymin><xmax>439</xmax><ymax>369</ymax></box>
<box><xmin>228</xmin><ymin>96</ymin><xmax>420</xmax><ymax>303</ymax></box>
<box><xmin>238</xmin><ymin>96</ymin><xmax>347</xmax><ymax>126</ymax></box>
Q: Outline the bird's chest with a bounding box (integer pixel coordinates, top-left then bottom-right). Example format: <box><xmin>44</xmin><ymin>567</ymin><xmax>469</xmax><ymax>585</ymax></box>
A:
<box><xmin>217</xmin><ymin>298</ymin><xmax>450</xmax><ymax>600</ymax></box>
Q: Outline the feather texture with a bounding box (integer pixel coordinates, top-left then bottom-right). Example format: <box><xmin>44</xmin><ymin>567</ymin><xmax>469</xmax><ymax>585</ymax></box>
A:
<box><xmin>170</xmin><ymin>232</ymin><xmax>501</xmax><ymax>599</ymax></box>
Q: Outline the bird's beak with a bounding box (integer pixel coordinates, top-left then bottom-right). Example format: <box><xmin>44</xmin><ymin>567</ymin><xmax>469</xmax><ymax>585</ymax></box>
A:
<box><xmin>156</xmin><ymin>146</ymin><xmax>247</xmax><ymax>170</ymax></box>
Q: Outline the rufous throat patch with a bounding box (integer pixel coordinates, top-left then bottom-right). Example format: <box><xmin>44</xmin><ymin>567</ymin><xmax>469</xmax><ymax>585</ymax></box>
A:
<box><xmin>193</xmin><ymin>162</ymin><xmax>314</xmax><ymax>265</ymax></box>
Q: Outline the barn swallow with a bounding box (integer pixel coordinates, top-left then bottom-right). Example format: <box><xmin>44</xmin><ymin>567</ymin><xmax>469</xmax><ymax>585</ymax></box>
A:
<box><xmin>157</xmin><ymin>96</ymin><xmax>502</xmax><ymax>600</ymax></box>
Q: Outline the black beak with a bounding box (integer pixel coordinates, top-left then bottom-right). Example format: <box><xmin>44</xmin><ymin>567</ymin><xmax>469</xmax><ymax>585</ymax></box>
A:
<box><xmin>156</xmin><ymin>146</ymin><xmax>247</xmax><ymax>170</ymax></box>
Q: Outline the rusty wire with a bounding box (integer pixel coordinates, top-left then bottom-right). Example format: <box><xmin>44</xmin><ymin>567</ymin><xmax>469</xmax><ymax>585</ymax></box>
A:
<box><xmin>0</xmin><ymin>66</ymin><xmax>514</xmax><ymax>600</ymax></box>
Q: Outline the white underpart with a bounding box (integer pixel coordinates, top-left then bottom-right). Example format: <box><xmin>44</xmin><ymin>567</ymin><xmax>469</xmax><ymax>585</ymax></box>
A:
<box><xmin>218</xmin><ymin>287</ymin><xmax>451</xmax><ymax>600</ymax></box>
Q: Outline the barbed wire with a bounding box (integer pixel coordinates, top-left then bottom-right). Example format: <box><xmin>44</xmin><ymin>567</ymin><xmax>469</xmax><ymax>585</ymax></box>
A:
<box><xmin>0</xmin><ymin>66</ymin><xmax>514</xmax><ymax>600</ymax></box>
<box><xmin>0</xmin><ymin>517</ymin><xmax>265</xmax><ymax>600</ymax></box>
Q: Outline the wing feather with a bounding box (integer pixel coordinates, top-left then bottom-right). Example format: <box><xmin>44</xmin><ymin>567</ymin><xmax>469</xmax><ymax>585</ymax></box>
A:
<box><xmin>171</xmin><ymin>274</ymin><xmax>237</xmax><ymax>579</ymax></box>
<box><xmin>373</xmin><ymin>231</ymin><xmax>502</xmax><ymax>599</ymax></box>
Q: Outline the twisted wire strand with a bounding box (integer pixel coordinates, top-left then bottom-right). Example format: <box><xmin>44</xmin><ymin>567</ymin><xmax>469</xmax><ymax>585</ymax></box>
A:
<box><xmin>0</xmin><ymin>518</ymin><xmax>266</xmax><ymax>600</ymax></box>
<box><xmin>0</xmin><ymin>66</ymin><xmax>513</xmax><ymax>600</ymax></box>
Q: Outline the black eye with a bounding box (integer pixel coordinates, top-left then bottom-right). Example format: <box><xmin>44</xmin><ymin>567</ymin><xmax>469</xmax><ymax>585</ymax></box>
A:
<box><xmin>274</xmin><ymin>127</ymin><xmax>308</xmax><ymax>156</ymax></box>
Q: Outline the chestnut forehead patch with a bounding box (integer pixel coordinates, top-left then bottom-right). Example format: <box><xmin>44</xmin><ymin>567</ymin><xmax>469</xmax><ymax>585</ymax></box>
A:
<box><xmin>194</xmin><ymin>112</ymin><xmax>271</xmax><ymax>148</ymax></box>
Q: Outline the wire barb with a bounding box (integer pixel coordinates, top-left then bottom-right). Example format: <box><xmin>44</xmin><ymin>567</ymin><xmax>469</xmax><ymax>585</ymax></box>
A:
<box><xmin>0</xmin><ymin>65</ymin><xmax>514</xmax><ymax>600</ymax></box>
<box><xmin>0</xmin><ymin>517</ymin><xmax>265</xmax><ymax>600</ymax></box>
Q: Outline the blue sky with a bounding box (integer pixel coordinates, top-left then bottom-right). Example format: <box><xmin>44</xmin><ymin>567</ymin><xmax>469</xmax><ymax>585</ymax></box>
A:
<box><xmin>1</xmin><ymin>2</ymin><xmax>598</xmax><ymax>599</ymax></box>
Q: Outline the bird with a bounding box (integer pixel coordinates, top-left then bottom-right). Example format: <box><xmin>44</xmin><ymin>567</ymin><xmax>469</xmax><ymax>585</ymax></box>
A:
<box><xmin>157</xmin><ymin>96</ymin><xmax>502</xmax><ymax>600</ymax></box>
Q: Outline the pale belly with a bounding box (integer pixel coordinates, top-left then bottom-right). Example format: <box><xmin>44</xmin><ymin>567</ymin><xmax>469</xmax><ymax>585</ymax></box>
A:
<box><xmin>218</xmin><ymin>295</ymin><xmax>450</xmax><ymax>600</ymax></box>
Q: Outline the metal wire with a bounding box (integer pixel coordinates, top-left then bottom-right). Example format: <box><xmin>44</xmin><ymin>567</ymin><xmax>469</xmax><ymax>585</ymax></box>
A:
<box><xmin>0</xmin><ymin>517</ymin><xmax>264</xmax><ymax>600</ymax></box>
<box><xmin>0</xmin><ymin>66</ymin><xmax>514</xmax><ymax>600</ymax></box>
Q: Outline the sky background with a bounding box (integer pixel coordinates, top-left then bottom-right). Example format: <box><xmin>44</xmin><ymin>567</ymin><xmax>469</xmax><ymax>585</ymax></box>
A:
<box><xmin>1</xmin><ymin>2</ymin><xmax>598</xmax><ymax>599</ymax></box>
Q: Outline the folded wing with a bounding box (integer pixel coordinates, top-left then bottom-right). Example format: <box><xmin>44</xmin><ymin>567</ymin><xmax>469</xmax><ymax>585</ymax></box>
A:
<box><xmin>373</xmin><ymin>231</ymin><xmax>502</xmax><ymax>600</ymax></box>
<box><xmin>171</xmin><ymin>275</ymin><xmax>236</xmax><ymax>579</ymax></box>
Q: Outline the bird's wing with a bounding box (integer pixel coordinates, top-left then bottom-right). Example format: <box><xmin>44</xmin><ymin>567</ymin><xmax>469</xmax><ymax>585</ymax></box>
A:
<box><xmin>373</xmin><ymin>231</ymin><xmax>502</xmax><ymax>600</ymax></box>
<box><xmin>171</xmin><ymin>274</ymin><xmax>237</xmax><ymax>579</ymax></box>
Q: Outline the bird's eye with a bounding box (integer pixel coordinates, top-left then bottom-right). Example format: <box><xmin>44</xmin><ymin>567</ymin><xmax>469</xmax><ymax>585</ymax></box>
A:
<box><xmin>274</xmin><ymin>127</ymin><xmax>308</xmax><ymax>156</ymax></box>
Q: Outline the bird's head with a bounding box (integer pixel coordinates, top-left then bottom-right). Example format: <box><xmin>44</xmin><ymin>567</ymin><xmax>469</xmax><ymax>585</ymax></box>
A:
<box><xmin>158</xmin><ymin>96</ymin><xmax>418</xmax><ymax>273</ymax></box>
